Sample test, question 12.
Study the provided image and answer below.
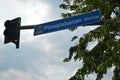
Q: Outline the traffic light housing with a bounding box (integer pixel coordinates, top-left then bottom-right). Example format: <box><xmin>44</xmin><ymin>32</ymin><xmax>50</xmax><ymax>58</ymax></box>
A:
<box><xmin>4</xmin><ymin>17</ymin><xmax>21</xmax><ymax>48</ymax></box>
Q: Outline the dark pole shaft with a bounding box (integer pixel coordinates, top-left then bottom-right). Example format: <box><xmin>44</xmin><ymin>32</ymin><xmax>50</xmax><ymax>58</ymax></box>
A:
<box><xmin>20</xmin><ymin>25</ymin><xmax>35</xmax><ymax>30</ymax></box>
<box><xmin>20</xmin><ymin>21</ymin><xmax>104</xmax><ymax>30</ymax></box>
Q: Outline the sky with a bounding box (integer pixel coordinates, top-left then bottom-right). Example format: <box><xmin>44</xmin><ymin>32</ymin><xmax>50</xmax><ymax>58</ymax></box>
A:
<box><xmin>0</xmin><ymin>0</ymin><xmax>113</xmax><ymax>80</ymax></box>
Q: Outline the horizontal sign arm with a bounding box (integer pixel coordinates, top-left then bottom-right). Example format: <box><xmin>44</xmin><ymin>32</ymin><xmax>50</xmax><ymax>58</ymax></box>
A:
<box><xmin>20</xmin><ymin>25</ymin><xmax>35</xmax><ymax>30</ymax></box>
<box><xmin>20</xmin><ymin>20</ymin><xmax>104</xmax><ymax>30</ymax></box>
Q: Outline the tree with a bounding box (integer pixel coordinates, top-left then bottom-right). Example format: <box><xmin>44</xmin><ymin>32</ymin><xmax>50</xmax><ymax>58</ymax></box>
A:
<box><xmin>60</xmin><ymin>0</ymin><xmax>120</xmax><ymax>80</ymax></box>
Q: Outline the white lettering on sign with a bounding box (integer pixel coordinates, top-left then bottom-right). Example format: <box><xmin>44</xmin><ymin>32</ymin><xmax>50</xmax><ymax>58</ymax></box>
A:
<box><xmin>43</xmin><ymin>19</ymin><xmax>82</xmax><ymax>30</ymax></box>
<box><xmin>43</xmin><ymin>15</ymin><xmax>99</xmax><ymax>31</ymax></box>
<box><xmin>84</xmin><ymin>15</ymin><xmax>99</xmax><ymax>21</ymax></box>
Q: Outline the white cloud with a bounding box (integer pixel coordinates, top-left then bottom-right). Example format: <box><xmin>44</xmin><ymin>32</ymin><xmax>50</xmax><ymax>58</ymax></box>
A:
<box><xmin>24</xmin><ymin>0</ymin><xmax>52</xmax><ymax>24</ymax></box>
<box><xmin>0</xmin><ymin>68</ymin><xmax>45</xmax><ymax>80</ymax></box>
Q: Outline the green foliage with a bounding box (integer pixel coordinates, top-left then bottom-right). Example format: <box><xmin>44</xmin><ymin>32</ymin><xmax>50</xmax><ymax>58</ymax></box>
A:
<box><xmin>60</xmin><ymin>0</ymin><xmax>120</xmax><ymax>80</ymax></box>
<box><xmin>71</xmin><ymin>35</ymin><xmax>78</xmax><ymax>42</ymax></box>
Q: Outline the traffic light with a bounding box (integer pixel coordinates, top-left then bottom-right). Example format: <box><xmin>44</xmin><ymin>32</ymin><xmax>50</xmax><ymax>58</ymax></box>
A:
<box><xmin>3</xmin><ymin>17</ymin><xmax>21</xmax><ymax>48</ymax></box>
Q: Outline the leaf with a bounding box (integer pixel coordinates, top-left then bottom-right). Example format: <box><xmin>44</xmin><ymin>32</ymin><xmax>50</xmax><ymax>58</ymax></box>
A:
<box><xmin>59</xmin><ymin>3</ymin><xmax>69</xmax><ymax>10</ymax></box>
<box><xmin>71</xmin><ymin>35</ymin><xmax>78</xmax><ymax>41</ymax></box>
<box><xmin>97</xmin><ymin>64</ymin><xmax>104</xmax><ymax>72</ymax></box>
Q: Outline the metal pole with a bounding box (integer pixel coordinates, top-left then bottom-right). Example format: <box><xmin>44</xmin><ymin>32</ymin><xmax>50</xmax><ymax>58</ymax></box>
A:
<box><xmin>20</xmin><ymin>25</ymin><xmax>35</xmax><ymax>30</ymax></box>
<box><xmin>20</xmin><ymin>21</ymin><xmax>104</xmax><ymax>30</ymax></box>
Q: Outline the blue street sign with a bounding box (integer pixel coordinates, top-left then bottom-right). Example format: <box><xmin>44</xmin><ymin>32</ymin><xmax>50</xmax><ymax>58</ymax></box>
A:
<box><xmin>34</xmin><ymin>10</ymin><xmax>101</xmax><ymax>35</ymax></box>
